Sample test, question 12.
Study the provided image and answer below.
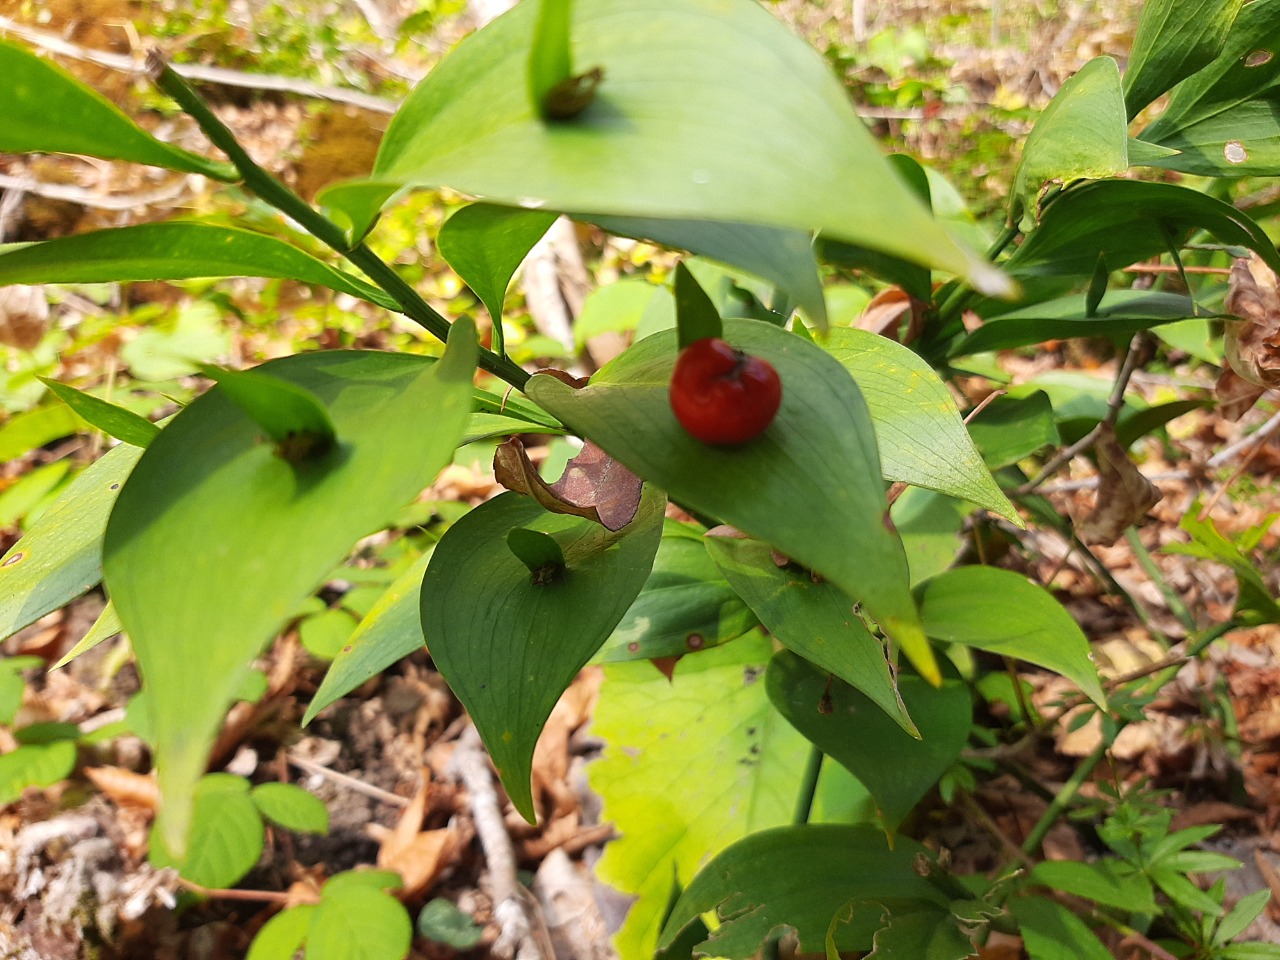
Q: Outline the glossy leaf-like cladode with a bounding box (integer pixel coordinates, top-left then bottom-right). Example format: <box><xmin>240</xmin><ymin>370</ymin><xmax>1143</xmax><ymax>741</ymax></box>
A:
<box><xmin>105</xmin><ymin>323</ymin><xmax>478</xmax><ymax>855</ymax></box>
<box><xmin>318</xmin><ymin>0</ymin><xmax>1008</xmax><ymax>297</ymax></box>
<box><xmin>1123</xmin><ymin>0</ymin><xmax>1244</xmax><ymax>118</ymax></box>
<box><xmin>527</xmin><ymin>318</ymin><xmax>938</xmax><ymax>683</ymax></box>
<box><xmin>0</xmin><ymin>38</ymin><xmax>236</xmax><ymax>180</ymax></box>
<box><xmin>421</xmin><ymin>487</ymin><xmax>664</xmax><ymax>821</ymax></box>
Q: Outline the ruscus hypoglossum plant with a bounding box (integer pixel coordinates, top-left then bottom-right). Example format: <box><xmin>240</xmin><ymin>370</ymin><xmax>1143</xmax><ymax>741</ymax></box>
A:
<box><xmin>4</xmin><ymin>0</ymin><xmax>1280</xmax><ymax>957</ymax></box>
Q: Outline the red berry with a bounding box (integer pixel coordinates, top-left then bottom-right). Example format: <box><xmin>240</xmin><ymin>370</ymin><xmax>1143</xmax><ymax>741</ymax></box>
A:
<box><xmin>669</xmin><ymin>337</ymin><xmax>782</xmax><ymax>445</ymax></box>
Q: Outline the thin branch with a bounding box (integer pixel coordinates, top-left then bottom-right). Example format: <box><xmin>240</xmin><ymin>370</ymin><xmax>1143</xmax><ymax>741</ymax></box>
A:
<box><xmin>1016</xmin><ymin>333</ymin><xmax>1147</xmax><ymax>494</ymax></box>
<box><xmin>178</xmin><ymin>878</ymin><xmax>292</xmax><ymax>903</ymax></box>
<box><xmin>1207</xmin><ymin>405</ymin><xmax>1280</xmax><ymax>468</ymax></box>
<box><xmin>449</xmin><ymin>726</ymin><xmax>546</xmax><ymax>960</ymax></box>
<box><xmin>0</xmin><ymin>172</ymin><xmax>192</xmax><ymax>211</ymax></box>
<box><xmin>0</xmin><ymin>15</ymin><xmax>398</xmax><ymax>113</ymax></box>
<box><xmin>1122</xmin><ymin>263</ymin><xmax>1232</xmax><ymax>276</ymax></box>
<box><xmin>286</xmin><ymin>753</ymin><xmax>409</xmax><ymax>807</ymax></box>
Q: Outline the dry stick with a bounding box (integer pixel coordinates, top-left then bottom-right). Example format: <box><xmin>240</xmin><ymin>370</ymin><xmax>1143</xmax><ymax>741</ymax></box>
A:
<box><xmin>1122</xmin><ymin>264</ymin><xmax>1233</xmax><ymax>276</ymax></box>
<box><xmin>0</xmin><ymin>172</ymin><xmax>193</xmax><ymax>211</ymax></box>
<box><xmin>286</xmin><ymin>753</ymin><xmax>410</xmax><ymax>808</ymax></box>
<box><xmin>1016</xmin><ymin>333</ymin><xmax>1147</xmax><ymax>495</ymax></box>
<box><xmin>0</xmin><ymin>15</ymin><xmax>399</xmax><ymax>114</ymax></box>
<box><xmin>449</xmin><ymin>726</ymin><xmax>547</xmax><ymax>960</ymax></box>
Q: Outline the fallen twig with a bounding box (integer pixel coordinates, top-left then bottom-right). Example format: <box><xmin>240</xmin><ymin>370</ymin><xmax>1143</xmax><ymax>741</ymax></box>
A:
<box><xmin>449</xmin><ymin>725</ymin><xmax>548</xmax><ymax>960</ymax></box>
<box><xmin>286</xmin><ymin>752</ymin><xmax>410</xmax><ymax>808</ymax></box>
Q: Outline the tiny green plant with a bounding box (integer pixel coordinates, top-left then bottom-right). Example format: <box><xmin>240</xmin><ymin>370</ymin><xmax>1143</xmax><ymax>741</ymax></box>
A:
<box><xmin>2</xmin><ymin>0</ymin><xmax>1280</xmax><ymax>958</ymax></box>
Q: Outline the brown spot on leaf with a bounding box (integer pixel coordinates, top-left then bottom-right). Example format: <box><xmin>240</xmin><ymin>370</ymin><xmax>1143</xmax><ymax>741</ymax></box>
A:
<box><xmin>2</xmin><ymin>552</ymin><xmax>24</xmax><ymax>567</ymax></box>
<box><xmin>686</xmin><ymin>633</ymin><xmax>704</xmax><ymax>650</ymax></box>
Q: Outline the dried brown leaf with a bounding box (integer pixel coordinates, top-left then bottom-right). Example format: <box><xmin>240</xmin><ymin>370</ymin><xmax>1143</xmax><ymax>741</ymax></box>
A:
<box><xmin>494</xmin><ymin>437</ymin><xmax>642</xmax><ymax>531</ymax></box>
<box><xmin>1225</xmin><ymin>256</ymin><xmax>1280</xmax><ymax>389</ymax></box>
<box><xmin>374</xmin><ymin>781</ymin><xmax>457</xmax><ymax>897</ymax></box>
<box><xmin>83</xmin><ymin>767</ymin><xmax>159</xmax><ymax>812</ymax></box>
<box><xmin>0</xmin><ymin>285</ymin><xmax>50</xmax><ymax>350</ymax></box>
<box><xmin>856</xmin><ymin>286</ymin><xmax>927</xmax><ymax>344</ymax></box>
<box><xmin>1078</xmin><ymin>423</ymin><xmax>1161</xmax><ymax>545</ymax></box>
<box><xmin>1216</xmin><ymin>367</ymin><xmax>1267</xmax><ymax>422</ymax></box>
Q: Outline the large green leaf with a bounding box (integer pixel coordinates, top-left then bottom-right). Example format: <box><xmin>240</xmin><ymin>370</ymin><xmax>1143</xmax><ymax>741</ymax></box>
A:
<box><xmin>0</xmin><ymin>39</ymin><xmax>235</xmax><ymax>180</ymax></box>
<box><xmin>1014</xmin><ymin>57</ymin><xmax>1128</xmax><ymax>215</ymax></box>
<box><xmin>104</xmin><ymin>329</ymin><xmax>477</xmax><ymax>856</ymax></box>
<box><xmin>707</xmin><ymin>538</ymin><xmax>914</xmax><ymax>734</ymax></box>
<box><xmin>1124</xmin><ymin>0</ymin><xmax>1244</xmax><ymax>117</ymax></box>
<box><xmin>966</xmin><ymin>392</ymin><xmax>1060</xmax><ymax>469</ymax></box>
<box><xmin>767</xmin><ymin>651</ymin><xmax>970</xmax><ymax>832</ymax></box>
<box><xmin>950</xmin><ymin>291</ymin><xmax>1204</xmax><ymax>357</ymax></box>
<box><xmin>917</xmin><ymin>567</ymin><xmax>1105</xmax><ymax>707</ymax></box>
<box><xmin>0</xmin><ymin>444</ymin><xmax>142</xmax><ymax>643</ymax></box>
<box><xmin>658</xmin><ymin>824</ymin><xmax>945</xmax><ymax>958</ymax></box>
<box><xmin>590</xmin><ymin>634</ymin><xmax>808</xmax><ymax>960</ymax></box>
<box><xmin>435</xmin><ymin>203</ymin><xmax>558</xmax><ymax>328</ymax></box>
<box><xmin>597</xmin><ymin>521</ymin><xmax>757</xmax><ymax>662</ymax></box>
<box><xmin>526</xmin><ymin>319</ymin><xmax>935</xmax><ymax>682</ymax></box>
<box><xmin>304</xmin><ymin>550</ymin><xmax>433</xmax><ymax>725</ymax></box>
<box><xmin>585</xmin><ymin>216</ymin><xmax>827</xmax><ymax>328</ymax></box>
<box><xmin>1137</xmin><ymin>0</ymin><xmax>1280</xmax><ymax>174</ymax></box>
<box><xmin>306</xmin><ymin>885</ymin><xmax>412</xmax><ymax>960</ymax></box>
<box><xmin>1005</xmin><ymin>180</ymin><xmax>1280</xmax><ymax>280</ymax></box>
<box><xmin>318</xmin><ymin>0</ymin><xmax>1005</xmax><ymax>295</ymax></box>
<box><xmin>0</xmin><ymin>224</ymin><xmax>397</xmax><ymax>310</ymax></box>
<box><xmin>421</xmin><ymin>488</ymin><xmax>664</xmax><ymax>821</ymax></box>
<box><xmin>823</xmin><ymin>328</ymin><xmax>1016</xmax><ymax>520</ymax></box>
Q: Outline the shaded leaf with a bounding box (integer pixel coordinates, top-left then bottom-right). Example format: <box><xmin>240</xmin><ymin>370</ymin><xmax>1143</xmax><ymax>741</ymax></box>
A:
<box><xmin>597</xmin><ymin>521</ymin><xmax>758</xmax><ymax>662</ymax></box>
<box><xmin>321</xmin><ymin>0</ymin><xmax>1006</xmax><ymax>294</ymax></box>
<box><xmin>917</xmin><ymin>567</ymin><xmax>1105</xmax><ymax>707</ymax></box>
<box><xmin>966</xmin><ymin>392</ymin><xmax>1059</xmax><ymax>468</ymax></box>
<box><xmin>864</xmin><ymin>902</ymin><xmax>977</xmax><ymax>960</ymax></box>
<box><xmin>105</xmin><ymin>329</ymin><xmax>477</xmax><ymax>855</ymax></box>
<box><xmin>421</xmin><ymin>488</ymin><xmax>663</xmax><ymax>820</ymax></box>
<box><xmin>526</xmin><ymin>319</ymin><xmax>935</xmax><ymax>683</ymax></box>
<box><xmin>1010</xmin><ymin>896</ymin><xmax>1113</xmax><ymax>960</ymax></box>
<box><xmin>708</xmin><ymin>537</ymin><xmax>914</xmax><ymax>734</ymax></box>
<box><xmin>199</xmin><ymin>365</ymin><xmax>336</xmax><ymax>462</ymax></box>
<box><xmin>673</xmin><ymin>262</ymin><xmax>723</xmax><ymax>348</ymax></box>
<box><xmin>1027</xmin><ymin>860</ymin><xmax>1157</xmax><ymax>914</ymax></box>
<box><xmin>767</xmin><ymin>652</ymin><xmax>971</xmax><ymax>832</ymax></box>
<box><xmin>1125</xmin><ymin>0</ymin><xmax>1244</xmax><ymax>117</ymax></box>
<box><xmin>416</xmin><ymin>899</ymin><xmax>484</xmax><ymax>950</ymax></box>
<box><xmin>659</xmin><ymin>824</ymin><xmax>944</xmax><ymax>959</ymax></box>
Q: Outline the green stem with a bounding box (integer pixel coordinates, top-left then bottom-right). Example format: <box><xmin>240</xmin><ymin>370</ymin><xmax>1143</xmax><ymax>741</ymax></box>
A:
<box><xmin>1124</xmin><ymin>527</ymin><xmax>1197</xmax><ymax>633</ymax></box>
<box><xmin>149</xmin><ymin>54</ymin><xmax>531</xmax><ymax>391</ymax></box>
<box><xmin>792</xmin><ymin>744</ymin><xmax>824</xmax><ymax>825</ymax></box>
<box><xmin>1020</xmin><ymin>736</ymin><xmax>1110</xmax><ymax>856</ymax></box>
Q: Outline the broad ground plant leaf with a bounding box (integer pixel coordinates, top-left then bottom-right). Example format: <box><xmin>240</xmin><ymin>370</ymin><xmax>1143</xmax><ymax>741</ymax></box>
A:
<box><xmin>597</xmin><ymin>521</ymin><xmax>757</xmax><ymax>662</ymax></box>
<box><xmin>421</xmin><ymin>487</ymin><xmax>664</xmax><ymax>821</ymax></box>
<box><xmin>585</xmin><ymin>215</ymin><xmax>828</xmax><ymax>328</ymax></box>
<box><xmin>105</xmin><ymin>326</ymin><xmax>477</xmax><ymax>855</ymax></box>
<box><xmin>590</xmin><ymin>634</ymin><xmax>808</xmax><ymax>960</ymax></box>
<box><xmin>1027</xmin><ymin>860</ymin><xmax>1158</xmax><ymax>915</ymax></box>
<box><xmin>767</xmin><ymin>651</ymin><xmax>970</xmax><ymax>833</ymax></box>
<box><xmin>1137</xmin><ymin>0</ymin><xmax>1280</xmax><ymax>175</ymax></box>
<box><xmin>435</xmin><ymin>203</ymin><xmax>558</xmax><ymax>327</ymax></box>
<box><xmin>0</xmin><ymin>39</ymin><xmax>236</xmax><ymax>180</ymax></box>
<box><xmin>0</xmin><ymin>443</ymin><xmax>142</xmax><ymax>643</ymax></box>
<box><xmin>247</xmin><ymin>905</ymin><xmax>315</xmax><ymax>960</ymax></box>
<box><xmin>0</xmin><ymin>224</ymin><xmax>398</xmax><ymax>310</ymax></box>
<box><xmin>822</xmin><ymin>328</ymin><xmax>1017</xmax><ymax>520</ymax></box>
<box><xmin>1123</xmin><ymin>0</ymin><xmax>1244</xmax><ymax>117</ymax></box>
<box><xmin>859</xmin><ymin>902</ymin><xmax>977</xmax><ymax>960</ymax></box>
<box><xmin>917</xmin><ymin>567</ymin><xmax>1106</xmax><ymax>707</ymax></box>
<box><xmin>251</xmin><ymin>782</ymin><xmax>329</xmax><ymax>834</ymax></box>
<box><xmin>1014</xmin><ymin>57</ymin><xmax>1128</xmax><ymax>219</ymax></box>
<box><xmin>150</xmin><ymin>773</ymin><xmax>264</xmax><ymax>889</ymax></box>
<box><xmin>658</xmin><ymin>824</ymin><xmax>945</xmax><ymax>959</ymax></box>
<box><xmin>318</xmin><ymin>0</ymin><xmax>1007</xmax><ymax>295</ymax></box>
<box><xmin>526</xmin><ymin>318</ymin><xmax>937</xmax><ymax>683</ymax></box>
<box><xmin>1005</xmin><ymin>180</ymin><xmax>1280</xmax><ymax>280</ymax></box>
<box><xmin>1168</xmin><ymin>504</ymin><xmax>1280</xmax><ymax>624</ymax></box>
<box><xmin>1010</xmin><ymin>895</ymin><xmax>1114</xmax><ymax>960</ymax></box>
<box><xmin>304</xmin><ymin>550</ymin><xmax>433</xmax><ymax>724</ymax></box>
<box><xmin>0</xmin><ymin>740</ymin><xmax>78</xmax><ymax>805</ymax></box>
<box><xmin>707</xmin><ymin>537</ymin><xmax>914</xmax><ymax>734</ymax></box>
<box><xmin>307</xmin><ymin>884</ymin><xmax>413</xmax><ymax>960</ymax></box>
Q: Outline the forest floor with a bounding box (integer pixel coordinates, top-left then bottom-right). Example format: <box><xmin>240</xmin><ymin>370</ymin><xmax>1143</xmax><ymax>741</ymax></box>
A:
<box><xmin>3</xmin><ymin>1</ymin><xmax>1280</xmax><ymax>958</ymax></box>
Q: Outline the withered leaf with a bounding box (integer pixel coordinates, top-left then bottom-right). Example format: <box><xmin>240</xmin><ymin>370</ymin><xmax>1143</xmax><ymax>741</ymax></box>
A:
<box><xmin>857</xmin><ymin>286</ymin><xmax>927</xmax><ymax>344</ymax></box>
<box><xmin>1216</xmin><ymin>366</ymin><xmax>1267</xmax><ymax>422</ymax></box>
<box><xmin>1224</xmin><ymin>256</ymin><xmax>1280</xmax><ymax>392</ymax></box>
<box><xmin>493</xmin><ymin>436</ymin><xmax>643</xmax><ymax>531</ymax></box>
<box><xmin>1078</xmin><ymin>423</ymin><xmax>1161</xmax><ymax>545</ymax></box>
<box><xmin>0</xmin><ymin>285</ymin><xmax>50</xmax><ymax>350</ymax></box>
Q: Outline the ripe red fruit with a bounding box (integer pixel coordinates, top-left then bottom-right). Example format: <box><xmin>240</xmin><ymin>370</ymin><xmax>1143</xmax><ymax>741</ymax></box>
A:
<box><xmin>669</xmin><ymin>337</ymin><xmax>782</xmax><ymax>445</ymax></box>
